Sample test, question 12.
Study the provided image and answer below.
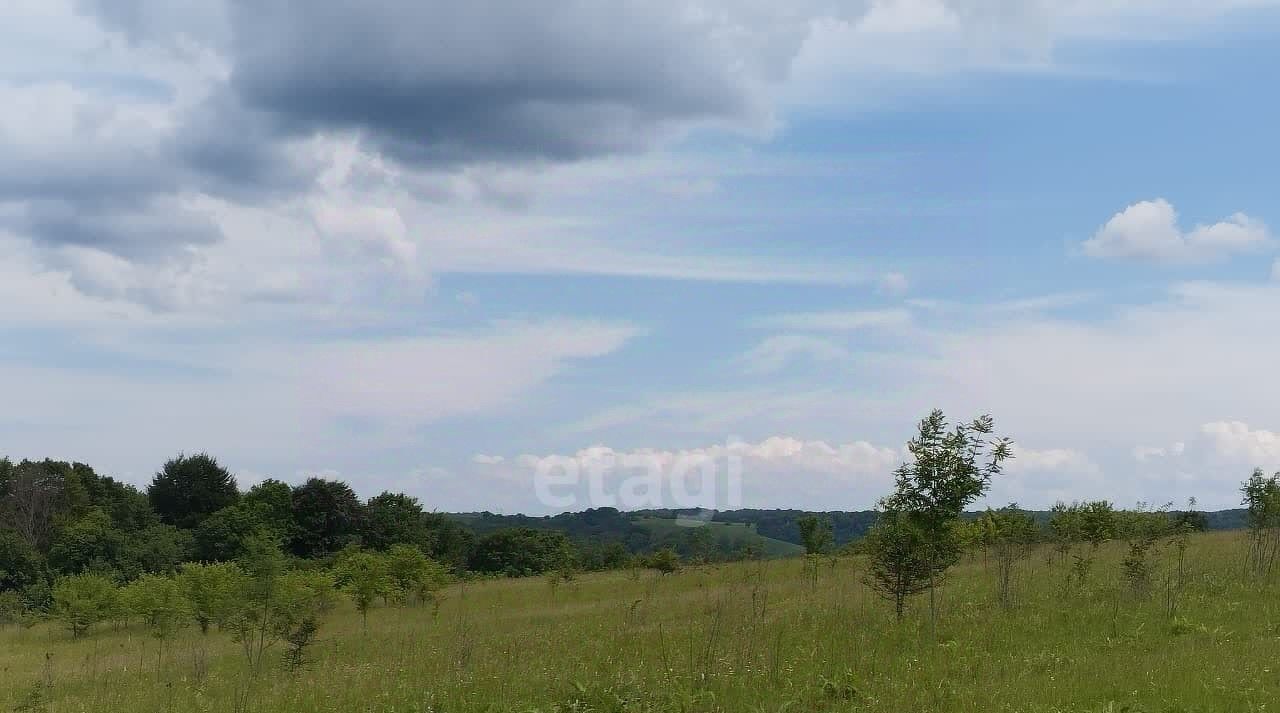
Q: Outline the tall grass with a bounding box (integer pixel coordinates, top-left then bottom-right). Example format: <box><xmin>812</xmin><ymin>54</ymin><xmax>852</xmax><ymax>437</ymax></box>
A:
<box><xmin>3</xmin><ymin>531</ymin><xmax>1277</xmax><ymax>712</ymax></box>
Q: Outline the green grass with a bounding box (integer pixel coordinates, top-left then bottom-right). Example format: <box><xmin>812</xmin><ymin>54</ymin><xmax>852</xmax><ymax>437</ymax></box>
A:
<box><xmin>4</xmin><ymin>531</ymin><xmax>1279</xmax><ymax>711</ymax></box>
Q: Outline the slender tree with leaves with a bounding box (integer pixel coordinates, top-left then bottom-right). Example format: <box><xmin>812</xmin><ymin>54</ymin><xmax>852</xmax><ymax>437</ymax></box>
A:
<box><xmin>865</xmin><ymin>410</ymin><xmax>1012</xmax><ymax>625</ymax></box>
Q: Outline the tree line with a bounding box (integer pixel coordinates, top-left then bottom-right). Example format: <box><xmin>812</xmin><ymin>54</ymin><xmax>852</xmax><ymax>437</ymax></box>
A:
<box><xmin>0</xmin><ymin>453</ymin><xmax>724</xmax><ymax>628</ymax></box>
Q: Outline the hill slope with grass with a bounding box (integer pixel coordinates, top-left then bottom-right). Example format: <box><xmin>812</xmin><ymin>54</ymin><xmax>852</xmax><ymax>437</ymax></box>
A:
<box><xmin>3</xmin><ymin>530</ymin><xmax>1276</xmax><ymax>712</ymax></box>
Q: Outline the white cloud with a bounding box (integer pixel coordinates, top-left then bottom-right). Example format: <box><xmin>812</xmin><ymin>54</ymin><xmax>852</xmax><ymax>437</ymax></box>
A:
<box><xmin>0</xmin><ymin>319</ymin><xmax>641</xmax><ymax>488</ymax></box>
<box><xmin>506</xmin><ymin>437</ymin><xmax>902</xmax><ymax>478</ymax></box>
<box><xmin>1201</xmin><ymin>421</ymin><xmax>1280</xmax><ymax>468</ymax></box>
<box><xmin>1007</xmin><ymin>445</ymin><xmax>1100</xmax><ymax>475</ymax></box>
<box><xmin>737</xmin><ymin>335</ymin><xmax>850</xmax><ymax>374</ymax></box>
<box><xmin>1132</xmin><ymin>441</ymin><xmax>1186</xmax><ymax>462</ymax></box>
<box><xmin>1082</xmin><ymin>199</ymin><xmax>1270</xmax><ymax>263</ymax></box>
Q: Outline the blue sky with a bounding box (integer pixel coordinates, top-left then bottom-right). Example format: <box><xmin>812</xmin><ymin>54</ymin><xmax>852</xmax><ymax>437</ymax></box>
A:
<box><xmin>4</xmin><ymin>0</ymin><xmax>1280</xmax><ymax>513</ymax></box>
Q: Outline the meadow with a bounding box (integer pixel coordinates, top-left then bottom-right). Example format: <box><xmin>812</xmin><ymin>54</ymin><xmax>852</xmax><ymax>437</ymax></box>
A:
<box><xmin>2</xmin><ymin>530</ymin><xmax>1276</xmax><ymax>713</ymax></box>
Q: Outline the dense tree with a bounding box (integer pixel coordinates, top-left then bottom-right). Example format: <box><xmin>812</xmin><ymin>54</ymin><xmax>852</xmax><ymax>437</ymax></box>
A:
<box><xmin>241</xmin><ymin>479</ymin><xmax>296</xmax><ymax>538</ymax></box>
<box><xmin>419</xmin><ymin>512</ymin><xmax>476</xmax><ymax>570</ymax></box>
<box><xmin>47</xmin><ymin>508</ymin><xmax>122</xmax><ymax>575</ymax></box>
<box><xmin>117</xmin><ymin>524</ymin><xmax>193</xmax><ymax>578</ymax></box>
<box><xmin>194</xmin><ymin>505</ymin><xmax>272</xmax><ymax>562</ymax></box>
<box><xmin>290</xmin><ymin>478</ymin><xmax>365</xmax><ymax>559</ymax></box>
<box><xmin>362</xmin><ymin>492</ymin><xmax>429</xmax><ymax>551</ymax></box>
<box><xmin>469</xmin><ymin>528</ymin><xmax>573</xmax><ymax>577</ymax></box>
<box><xmin>148</xmin><ymin>453</ymin><xmax>239</xmax><ymax>529</ymax></box>
<box><xmin>0</xmin><ymin>529</ymin><xmax>42</xmax><ymax>592</ymax></box>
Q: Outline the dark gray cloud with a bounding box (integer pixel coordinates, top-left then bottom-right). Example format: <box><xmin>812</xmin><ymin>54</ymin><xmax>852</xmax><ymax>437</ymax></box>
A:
<box><xmin>13</xmin><ymin>198</ymin><xmax>222</xmax><ymax>259</ymax></box>
<box><xmin>11</xmin><ymin>0</ymin><xmax>799</xmax><ymax>261</ymax></box>
<box><xmin>221</xmin><ymin>0</ymin><xmax>775</xmax><ymax>165</ymax></box>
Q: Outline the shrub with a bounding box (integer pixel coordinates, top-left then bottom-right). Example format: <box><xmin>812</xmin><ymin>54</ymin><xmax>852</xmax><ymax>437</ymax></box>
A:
<box><xmin>180</xmin><ymin>561</ymin><xmax>248</xmax><ymax>634</ymax></box>
<box><xmin>51</xmin><ymin>573</ymin><xmax>118</xmax><ymax>638</ymax></box>
<box><xmin>646</xmin><ymin>547</ymin><xmax>681</xmax><ymax>575</ymax></box>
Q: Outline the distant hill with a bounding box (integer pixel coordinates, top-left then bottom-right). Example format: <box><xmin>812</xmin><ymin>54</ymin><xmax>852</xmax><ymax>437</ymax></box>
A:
<box><xmin>449</xmin><ymin>507</ymin><xmax>1251</xmax><ymax>556</ymax></box>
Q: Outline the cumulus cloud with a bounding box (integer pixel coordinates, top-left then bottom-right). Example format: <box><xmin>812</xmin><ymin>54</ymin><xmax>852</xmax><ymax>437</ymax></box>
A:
<box><xmin>1082</xmin><ymin>199</ymin><xmax>1271</xmax><ymax>264</ymax></box>
<box><xmin>1201</xmin><ymin>421</ymin><xmax>1280</xmax><ymax>468</ymax></box>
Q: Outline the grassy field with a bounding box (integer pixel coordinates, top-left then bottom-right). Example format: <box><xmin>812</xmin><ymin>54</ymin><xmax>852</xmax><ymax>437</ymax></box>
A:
<box><xmin>3</xmin><ymin>530</ymin><xmax>1278</xmax><ymax>712</ymax></box>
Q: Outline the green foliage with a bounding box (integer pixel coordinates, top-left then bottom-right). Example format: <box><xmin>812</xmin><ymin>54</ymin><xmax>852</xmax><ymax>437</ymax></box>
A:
<box><xmin>0</xmin><ymin>590</ymin><xmax>31</xmax><ymax>627</ymax></box>
<box><xmin>47</xmin><ymin>507</ymin><xmax>122</xmax><ymax>575</ymax></box>
<box><xmin>118</xmin><ymin>524</ymin><xmax>194</xmax><ymax>579</ymax></box>
<box><xmin>0</xmin><ymin>528</ymin><xmax>42</xmax><ymax>591</ymax></box>
<box><xmin>194</xmin><ymin>504</ymin><xmax>272</xmax><ymax>562</ymax></box>
<box><xmin>362</xmin><ymin>492</ymin><xmax>430</xmax><ymax>551</ymax></box>
<box><xmin>334</xmin><ymin>548</ymin><xmax>390</xmax><ymax>626</ymax></box>
<box><xmin>289</xmin><ymin>478</ymin><xmax>365</xmax><ymax>559</ymax></box>
<box><xmin>863</xmin><ymin>510</ymin><xmax>933</xmax><ymax>620</ymax></box>
<box><xmin>1241</xmin><ymin>469</ymin><xmax>1280</xmax><ymax>577</ymax></box>
<box><xmin>796</xmin><ymin>516</ymin><xmax>835</xmax><ymax>555</ymax></box>
<box><xmin>384</xmin><ymin>544</ymin><xmax>450</xmax><ymax>604</ymax></box>
<box><xmin>148</xmin><ymin>453</ymin><xmax>238</xmax><ymax>529</ymax></box>
<box><xmin>51</xmin><ymin>572</ymin><xmax>118</xmax><ymax>638</ymax></box>
<box><xmin>977</xmin><ymin>506</ymin><xmax>1040</xmax><ymax>607</ymax></box>
<box><xmin>180</xmin><ymin>561</ymin><xmax>247</xmax><ymax>634</ymax></box>
<box><xmin>469</xmin><ymin>527</ymin><xmax>574</xmax><ymax>577</ymax></box>
<box><xmin>646</xmin><ymin>547</ymin><xmax>681</xmax><ymax>575</ymax></box>
<box><xmin>865</xmin><ymin>410</ymin><xmax>1011</xmax><ymax>622</ymax></box>
<box><xmin>1117</xmin><ymin>506</ymin><xmax>1172</xmax><ymax>596</ymax></box>
<box><xmin>241</xmin><ymin>479</ymin><xmax>296</xmax><ymax>538</ymax></box>
<box><xmin>125</xmin><ymin>574</ymin><xmax>189</xmax><ymax>640</ymax></box>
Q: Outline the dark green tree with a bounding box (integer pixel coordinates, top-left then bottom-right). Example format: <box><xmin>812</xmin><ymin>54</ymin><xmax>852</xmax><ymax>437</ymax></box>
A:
<box><xmin>289</xmin><ymin>478</ymin><xmax>365</xmax><ymax>559</ymax></box>
<box><xmin>241</xmin><ymin>479</ymin><xmax>296</xmax><ymax>538</ymax></box>
<box><xmin>194</xmin><ymin>505</ymin><xmax>271</xmax><ymax>562</ymax></box>
<box><xmin>468</xmin><ymin>528</ymin><xmax>573</xmax><ymax>577</ymax></box>
<box><xmin>117</xmin><ymin>524</ymin><xmax>193</xmax><ymax>578</ymax></box>
<box><xmin>419</xmin><ymin>513</ymin><xmax>475</xmax><ymax>570</ymax></box>
<box><xmin>362</xmin><ymin>492</ymin><xmax>428</xmax><ymax>551</ymax></box>
<box><xmin>148</xmin><ymin>453</ymin><xmax>239</xmax><ymax>529</ymax></box>
<box><xmin>47</xmin><ymin>508</ymin><xmax>123</xmax><ymax>576</ymax></box>
<box><xmin>0</xmin><ymin>529</ymin><xmax>42</xmax><ymax>592</ymax></box>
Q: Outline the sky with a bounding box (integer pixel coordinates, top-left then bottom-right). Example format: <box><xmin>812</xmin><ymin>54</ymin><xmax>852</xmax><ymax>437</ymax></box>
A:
<box><xmin>3</xmin><ymin>0</ymin><xmax>1280</xmax><ymax>514</ymax></box>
